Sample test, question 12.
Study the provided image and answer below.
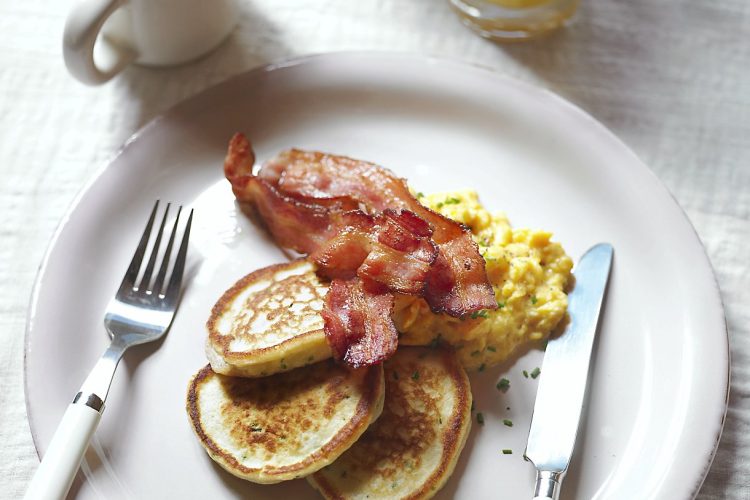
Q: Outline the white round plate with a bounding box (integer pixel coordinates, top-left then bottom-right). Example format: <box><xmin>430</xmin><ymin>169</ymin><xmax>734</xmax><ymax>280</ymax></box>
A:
<box><xmin>25</xmin><ymin>53</ymin><xmax>728</xmax><ymax>500</ymax></box>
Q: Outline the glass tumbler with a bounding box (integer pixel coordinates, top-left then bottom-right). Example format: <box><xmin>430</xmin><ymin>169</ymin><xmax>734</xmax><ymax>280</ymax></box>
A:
<box><xmin>449</xmin><ymin>0</ymin><xmax>579</xmax><ymax>41</ymax></box>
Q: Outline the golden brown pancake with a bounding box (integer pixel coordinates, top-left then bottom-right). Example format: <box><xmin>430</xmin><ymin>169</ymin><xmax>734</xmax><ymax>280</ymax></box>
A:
<box><xmin>186</xmin><ymin>362</ymin><xmax>385</xmax><ymax>484</ymax></box>
<box><xmin>206</xmin><ymin>259</ymin><xmax>332</xmax><ymax>377</ymax></box>
<box><xmin>308</xmin><ymin>347</ymin><xmax>472</xmax><ymax>499</ymax></box>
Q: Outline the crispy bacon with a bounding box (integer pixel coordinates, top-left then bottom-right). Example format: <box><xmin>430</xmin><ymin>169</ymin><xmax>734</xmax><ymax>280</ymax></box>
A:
<box><xmin>312</xmin><ymin>209</ymin><xmax>438</xmax><ymax>295</ymax></box>
<box><xmin>223</xmin><ymin>133</ymin><xmax>497</xmax><ymax>368</ymax></box>
<box><xmin>320</xmin><ymin>278</ymin><xmax>398</xmax><ymax>367</ymax></box>
<box><xmin>225</xmin><ymin>134</ymin><xmax>440</xmax><ymax>298</ymax></box>
<box><xmin>260</xmin><ymin>148</ymin><xmax>497</xmax><ymax>315</ymax></box>
<box><xmin>224</xmin><ymin>134</ymin><xmax>357</xmax><ymax>254</ymax></box>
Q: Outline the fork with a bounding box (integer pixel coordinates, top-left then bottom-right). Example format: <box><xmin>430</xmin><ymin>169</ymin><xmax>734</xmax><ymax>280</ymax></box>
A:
<box><xmin>24</xmin><ymin>201</ymin><xmax>193</xmax><ymax>500</ymax></box>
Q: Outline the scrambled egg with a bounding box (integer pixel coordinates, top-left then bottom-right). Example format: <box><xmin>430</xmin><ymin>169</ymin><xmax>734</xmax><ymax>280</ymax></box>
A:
<box><xmin>394</xmin><ymin>190</ymin><xmax>573</xmax><ymax>370</ymax></box>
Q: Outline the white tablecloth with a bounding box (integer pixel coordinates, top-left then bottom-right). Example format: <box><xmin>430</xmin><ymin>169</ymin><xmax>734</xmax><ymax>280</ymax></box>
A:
<box><xmin>2</xmin><ymin>0</ymin><xmax>748</xmax><ymax>498</ymax></box>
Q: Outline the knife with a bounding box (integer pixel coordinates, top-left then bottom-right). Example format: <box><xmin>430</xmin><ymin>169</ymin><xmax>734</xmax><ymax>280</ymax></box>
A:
<box><xmin>524</xmin><ymin>243</ymin><xmax>613</xmax><ymax>500</ymax></box>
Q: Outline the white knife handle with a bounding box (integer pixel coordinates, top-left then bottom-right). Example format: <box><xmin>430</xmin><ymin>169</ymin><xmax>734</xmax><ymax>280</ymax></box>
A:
<box><xmin>25</xmin><ymin>400</ymin><xmax>103</xmax><ymax>500</ymax></box>
<box><xmin>532</xmin><ymin>470</ymin><xmax>563</xmax><ymax>500</ymax></box>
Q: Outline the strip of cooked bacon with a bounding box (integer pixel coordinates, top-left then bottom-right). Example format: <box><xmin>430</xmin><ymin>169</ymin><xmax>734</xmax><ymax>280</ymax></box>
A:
<box><xmin>260</xmin><ymin>148</ymin><xmax>497</xmax><ymax>316</ymax></box>
<box><xmin>226</xmin><ymin>134</ymin><xmax>402</xmax><ymax>367</ymax></box>
<box><xmin>312</xmin><ymin>209</ymin><xmax>438</xmax><ymax>295</ymax></box>
<box><xmin>225</xmin><ymin>134</ymin><xmax>439</xmax><ymax>296</ymax></box>
<box><xmin>320</xmin><ymin>278</ymin><xmax>398</xmax><ymax>367</ymax></box>
<box><xmin>224</xmin><ymin>134</ymin><xmax>357</xmax><ymax>254</ymax></box>
<box><xmin>223</xmin><ymin>133</ymin><xmax>496</xmax><ymax>368</ymax></box>
<box><xmin>359</xmin><ymin>209</ymin><xmax>437</xmax><ymax>295</ymax></box>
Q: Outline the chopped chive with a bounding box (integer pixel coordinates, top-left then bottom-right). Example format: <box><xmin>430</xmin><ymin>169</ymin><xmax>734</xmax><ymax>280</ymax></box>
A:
<box><xmin>471</xmin><ymin>401</ymin><xmax>475</xmax><ymax>412</ymax></box>
<box><xmin>478</xmin><ymin>363</ymin><xmax>486</xmax><ymax>372</ymax></box>
<box><xmin>444</xmin><ymin>197</ymin><xmax>461</xmax><ymax>205</ymax></box>
<box><xmin>531</xmin><ymin>295</ymin><xmax>538</xmax><ymax>305</ymax></box>
<box><xmin>416</xmin><ymin>192</ymin><xmax>425</xmax><ymax>198</ymax></box>
<box><xmin>523</xmin><ymin>370</ymin><xmax>529</xmax><ymax>378</ymax></box>
<box><xmin>531</xmin><ymin>367</ymin><xmax>541</xmax><ymax>379</ymax></box>
<box><xmin>412</xmin><ymin>370</ymin><xmax>420</xmax><ymax>380</ymax></box>
<box><xmin>487</xmin><ymin>345</ymin><xmax>497</xmax><ymax>352</ymax></box>
<box><xmin>503</xmin><ymin>419</ymin><xmax>513</xmax><ymax>427</ymax></box>
<box><xmin>250</xmin><ymin>423</ymin><xmax>262</xmax><ymax>432</ymax></box>
<box><xmin>497</xmin><ymin>301</ymin><xmax>505</xmax><ymax>309</ymax></box>
<box><xmin>436</xmin><ymin>202</ymin><xmax>444</xmax><ymax>209</ymax></box>
<box><xmin>502</xmin><ymin>449</ymin><xmax>513</xmax><ymax>455</ymax></box>
<box><xmin>477</xmin><ymin>412</ymin><xmax>485</xmax><ymax>425</ymax></box>
<box><xmin>470</xmin><ymin>310</ymin><xmax>489</xmax><ymax>319</ymax></box>
<box><xmin>496</xmin><ymin>378</ymin><xmax>510</xmax><ymax>392</ymax></box>
<box><xmin>471</xmin><ymin>350</ymin><xmax>481</xmax><ymax>357</ymax></box>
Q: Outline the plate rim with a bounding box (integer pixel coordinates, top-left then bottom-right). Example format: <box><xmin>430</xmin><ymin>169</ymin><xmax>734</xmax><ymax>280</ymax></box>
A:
<box><xmin>23</xmin><ymin>51</ymin><xmax>730</xmax><ymax>498</ymax></box>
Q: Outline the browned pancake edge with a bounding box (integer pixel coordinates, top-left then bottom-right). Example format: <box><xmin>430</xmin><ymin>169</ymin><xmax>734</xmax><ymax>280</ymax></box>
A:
<box><xmin>309</xmin><ymin>347</ymin><xmax>472</xmax><ymax>499</ymax></box>
<box><xmin>186</xmin><ymin>363</ymin><xmax>385</xmax><ymax>484</ymax></box>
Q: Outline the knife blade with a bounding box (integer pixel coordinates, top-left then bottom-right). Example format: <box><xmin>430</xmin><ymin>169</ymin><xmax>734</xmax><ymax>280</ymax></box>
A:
<box><xmin>524</xmin><ymin>243</ymin><xmax>613</xmax><ymax>500</ymax></box>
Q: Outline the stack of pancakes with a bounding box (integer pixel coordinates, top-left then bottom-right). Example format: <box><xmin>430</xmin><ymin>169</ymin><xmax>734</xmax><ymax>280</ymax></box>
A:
<box><xmin>187</xmin><ymin>259</ymin><xmax>472</xmax><ymax>499</ymax></box>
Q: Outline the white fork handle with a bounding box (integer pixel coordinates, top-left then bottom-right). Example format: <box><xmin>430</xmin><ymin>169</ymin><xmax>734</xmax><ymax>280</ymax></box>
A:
<box><xmin>24</xmin><ymin>403</ymin><xmax>102</xmax><ymax>500</ymax></box>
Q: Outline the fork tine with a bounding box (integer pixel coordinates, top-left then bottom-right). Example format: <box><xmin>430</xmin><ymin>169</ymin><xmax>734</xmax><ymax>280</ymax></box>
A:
<box><xmin>165</xmin><ymin>208</ymin><xmax>193</xmax><ymax>303</ymax></box>
<box><xmin>137</xmin><ymin>203</ymin><xmax>170</xmax><ymax>292</ymax></box>
<box><xmin>120</xmin><ymin>201</ymin><xmax>160</xmax><ymax>291</ymax></box>
<box><xmin>153</xmin><ymin>205</ymin><xmax>182</xmax><ymax>297</ymax></box>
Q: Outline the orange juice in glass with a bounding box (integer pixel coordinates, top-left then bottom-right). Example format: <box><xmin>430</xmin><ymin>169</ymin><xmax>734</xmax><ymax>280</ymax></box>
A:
<box><xmin>449</xmin><ymin>0</ymin><xmax>579</xmax><ymax>41</ymax></box>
